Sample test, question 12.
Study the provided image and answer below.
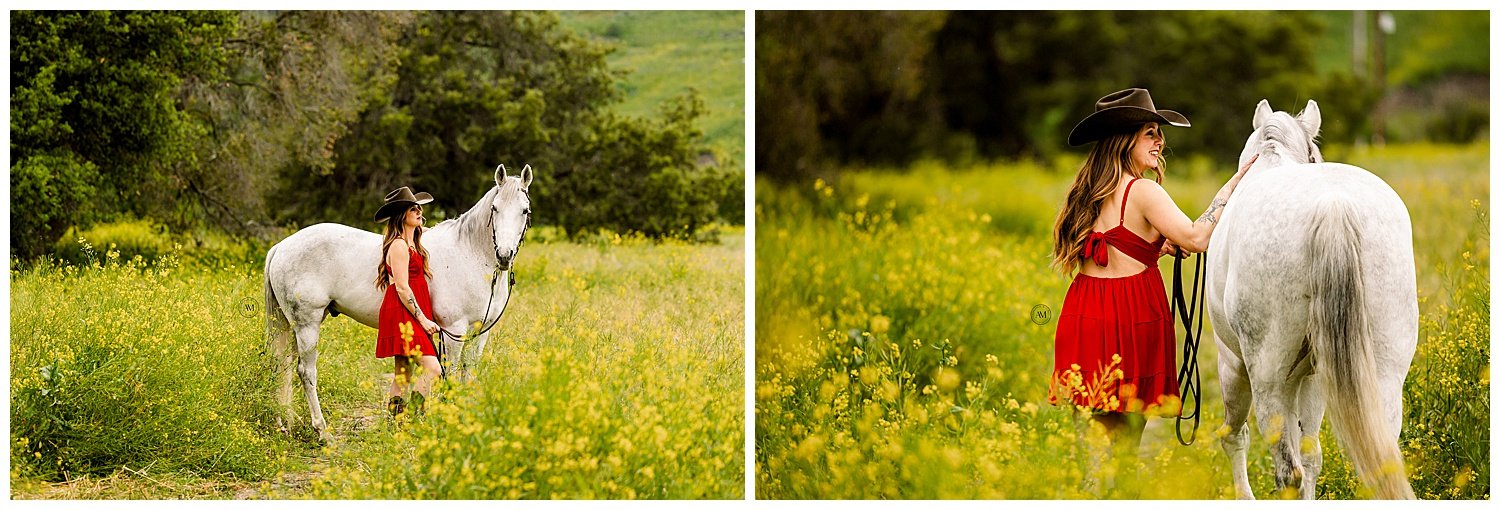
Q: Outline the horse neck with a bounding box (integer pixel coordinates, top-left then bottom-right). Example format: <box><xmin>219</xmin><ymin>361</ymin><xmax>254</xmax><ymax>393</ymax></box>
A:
<box><xmin>451</xmin><ymin>187</ymin><xmax>499</xmax><ymax>265</ymax></box>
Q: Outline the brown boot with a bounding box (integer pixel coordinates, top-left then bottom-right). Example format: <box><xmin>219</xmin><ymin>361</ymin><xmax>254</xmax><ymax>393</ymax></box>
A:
<box><xmin>387</xmin><ymin>395</ymin><xmax>406</xmax><ymax>417</ymax></box>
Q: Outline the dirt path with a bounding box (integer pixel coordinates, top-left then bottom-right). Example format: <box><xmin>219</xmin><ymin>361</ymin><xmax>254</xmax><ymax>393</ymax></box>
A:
<box><xmin>235</xmin><ymin>394</ymin><xmax>389</xmax><ymax>499</ymax></box>
<box><xmin>14</xmin><ymin>395</ymin><xmax>388</xmax><ymax>500</ymax></box>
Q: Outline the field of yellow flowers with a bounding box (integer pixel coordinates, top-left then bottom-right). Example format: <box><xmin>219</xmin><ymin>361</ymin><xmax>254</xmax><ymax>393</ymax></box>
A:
<box><xmin>11</xmin><ymin>231</ymin><xmax>745</xmax><ymax>499</ymax></box>
<box><xmin>755</xmin><ymin>143</ymin><xmax>1489</xmax><ymax>499</ymax></box>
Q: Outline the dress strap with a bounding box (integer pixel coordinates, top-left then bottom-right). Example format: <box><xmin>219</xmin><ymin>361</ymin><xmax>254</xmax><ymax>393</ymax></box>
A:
<box><xmin>1119</xmin><ymin>178</ymin><xmax>1142</xmax><ymax>226</ymax></box>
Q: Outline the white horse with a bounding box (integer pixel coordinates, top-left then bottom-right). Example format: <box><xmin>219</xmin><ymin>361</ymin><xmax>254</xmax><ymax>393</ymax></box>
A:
<box><xmin>264</xmin><ymin>164</ymin><xmax>534</xmax><ymax>441</ymax></box>
<box><xmin>1206</xmin><ymin>100</ymin><xmax>1417</xmax><ymax>499</ymax></box>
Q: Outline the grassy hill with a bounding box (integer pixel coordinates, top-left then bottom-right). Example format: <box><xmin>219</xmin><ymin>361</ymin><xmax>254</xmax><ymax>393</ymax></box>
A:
<box><xmin>559</xmin><ymin>11</ymin><xmax>745</xmax><ymax>162</ymax></box>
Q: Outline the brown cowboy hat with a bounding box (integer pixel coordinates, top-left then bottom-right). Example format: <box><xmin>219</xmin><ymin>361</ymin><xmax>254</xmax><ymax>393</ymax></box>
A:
<box><xmin>373</xmin><ymin>186</ymin><xmax>434</xmax><ymax>223</ymax></box>
<box><xmin>1068</xmin><ymin>88</ymin><xmax>1191</xmax><ymax>146</ymax></box>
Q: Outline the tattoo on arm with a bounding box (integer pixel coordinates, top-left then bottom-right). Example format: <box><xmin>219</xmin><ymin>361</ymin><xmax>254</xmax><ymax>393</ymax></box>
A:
<box><xmin>407</xmin><ymin>297</ymin><xmax>424</xmax><ymax>319</ymax></box>
<box><xmin>1197</xmin><ymin>198</ymin><xmax>1227</xmax><ymax>225</ymax></box>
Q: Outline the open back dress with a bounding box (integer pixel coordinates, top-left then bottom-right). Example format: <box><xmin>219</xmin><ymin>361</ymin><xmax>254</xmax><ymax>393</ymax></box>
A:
<box><xmin>1050</xmin><ymin>178</ymin><xmax>1181</xmax><ymax>414</ymax></box>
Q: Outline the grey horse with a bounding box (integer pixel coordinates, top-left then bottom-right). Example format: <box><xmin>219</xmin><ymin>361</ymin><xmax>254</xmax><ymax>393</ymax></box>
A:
<box><xmin>265</xmin><ymin>164</ymin><xmax>533</xmax><ymax>441</ymax></box>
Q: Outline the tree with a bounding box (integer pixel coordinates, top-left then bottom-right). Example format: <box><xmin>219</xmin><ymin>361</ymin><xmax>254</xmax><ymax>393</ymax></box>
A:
<box><xmin>172</xmin><ymin>11</ymin><xmax>414</xmax><ymax>238</ymax></box>
<box><xmin>283</xmin><ymin>11</ymin><xmax>724</xmax><ymax>239</ymax></box>
<box><xmin>10</xmin><ymin>11</ymin><xmax>236</xmax><ymax>259</ymax></box>
<box><xmin>755</xmin><ymin>11</ymin><xmax>948</xmax><ymax>181</ymax></box>
<box><xmin>755</xmin><ymin>11</ymin><xmax>1379</xmax><ymax>180</ymax></box>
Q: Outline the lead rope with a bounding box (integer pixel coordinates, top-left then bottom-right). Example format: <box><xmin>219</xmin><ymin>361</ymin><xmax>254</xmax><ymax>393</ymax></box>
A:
<box><xmin>434</xmin><ymin>200</ymin><xmax>526</xmax><ymax>380</ymax></box>
<box><xmin>1171</xmin><ymin>248</ymin><xmax>1206</xmax><ymax>445</ymax></box>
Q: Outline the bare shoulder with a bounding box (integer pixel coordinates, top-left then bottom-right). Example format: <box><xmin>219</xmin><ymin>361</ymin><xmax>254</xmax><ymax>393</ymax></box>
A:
<box><xmin>1128</xmin><ymin>178</ymin><xmax>1171</xmax><ymax>206</ymax></box>
<box><xmin>387</xmin><ymin>238</ymin><xmax>410</xmax><ymax>257</ymax></box>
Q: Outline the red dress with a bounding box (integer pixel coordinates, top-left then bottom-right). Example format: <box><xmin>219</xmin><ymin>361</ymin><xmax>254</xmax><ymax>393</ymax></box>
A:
<box><xmin>1050</xmin><ymin>178</ymin><xmax>1180</xmax><ymax>414</ymax></box>
<box><xmin>375</xmin><ymin>246</ymin><xmax>437</xmax><ymax>358</ymax></box>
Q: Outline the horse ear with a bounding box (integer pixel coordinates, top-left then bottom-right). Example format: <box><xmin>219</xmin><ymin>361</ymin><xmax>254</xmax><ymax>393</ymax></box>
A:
<box><xmin>495</xmin><ymin>164</ymin><xmax>506</xmax><ymax>185</ymax></box>
<box><xmin>520</xmin><ymin>164</ymin><xmax>533</xmax><ymax>189</ymax></box>
<box><xmin>1297</xmin><ymin>99</ymin><xmax>1322</xmax><ymax>139</ymax></box>
<box><xmin>1253</xmin><ymin>99</ymin><xmax>1273</xmax><ymax>129</ymax></box>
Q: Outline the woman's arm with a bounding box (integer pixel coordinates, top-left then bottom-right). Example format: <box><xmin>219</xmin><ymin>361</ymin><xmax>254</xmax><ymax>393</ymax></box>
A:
<box><xmin>1138</xmin><ymin>154</ymin><xmax>1258</xmax><ymax>254</ymax></box>
<box><xmin>387</xmin><ymin>240</ymin><xmax>435</xmax><ymax>328</ymax></box>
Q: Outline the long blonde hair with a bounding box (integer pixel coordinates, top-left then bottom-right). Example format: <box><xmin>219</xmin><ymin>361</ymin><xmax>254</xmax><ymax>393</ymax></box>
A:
<box><xmin>375</xmin><ymin>208</ymin><xmax>433</xmax><ymax>290</ymax></box>
<box><xmin>1050</xmin><ymin>126</ymin><xmax>1166</xmax><ymax>275</ymax></box>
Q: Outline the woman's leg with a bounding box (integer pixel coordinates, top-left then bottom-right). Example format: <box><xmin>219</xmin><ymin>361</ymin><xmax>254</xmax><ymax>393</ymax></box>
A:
<box><xmin>387</xmin><ymin>357</ymin><xmax>412</xmax><ymax>416</ymax></box>
<box><xmin>1093</xmin><ymin>412</ymin><xmax>1146</xmax><ymax>450</ymax></box>
<box><xmin>1092</xmin><ymin>412</ymin><xmax>1146</xmax><ymax>496</ymax></box>
<box><xmin>413</xmin><ymin>355</ymin><xmax>442</xmax><ymax>396</ymax></box>
<box><xmin>390</xmin><ymin>356</ymin><xmax>411</xmax><ymax>397</ymax></box>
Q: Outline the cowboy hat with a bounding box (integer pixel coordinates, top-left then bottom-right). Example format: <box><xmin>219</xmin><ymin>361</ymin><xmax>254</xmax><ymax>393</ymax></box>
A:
<box><xmin>373</xmin><ymin>186</ymin><xmax>434</xmax><ymax>223</ymax></box>
<box><xmin>1068</xmin><ymin>88</ymin><xmax>1191</xmax><ymax>146</ymax></box>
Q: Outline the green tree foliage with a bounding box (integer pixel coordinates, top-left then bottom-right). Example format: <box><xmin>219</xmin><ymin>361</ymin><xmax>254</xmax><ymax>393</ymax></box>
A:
<box><xmin>280</xmin><ymin>11</ymin><xmax>727</xmax><ymax>239</ymax></box>
<box><xmin>172</xmin><ymin>11</ymin><xmax>414</xmax><ymax>237</ymax></box>
<box><xmin>10</xmin><ymin>11</ymin><xmax>236</xmax><ymax>259</ymax></box>
<box><xmin>755</xmin><ymin>11</ymin><xmax>947</xmax><ymax>181</ymax></box>
<box><xmin>11</xmin><ymin>11</ymin><xmax>735</xmax><ymax>263</ymax></box>
<box><xmin>756</xmin><ymin>11</ymin><xmax>1384</xmax><ymax>180</ymax></box>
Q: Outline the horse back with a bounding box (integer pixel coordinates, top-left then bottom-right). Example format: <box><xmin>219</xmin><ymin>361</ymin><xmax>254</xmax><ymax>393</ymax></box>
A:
<box><xmin>1209</xmin><ymin>162</ymin><xmax>1415</xmax><ymax>349</ymax></box>
<box><xmin>266</xmin><ymin>223</ymin><xmax>386</xmax><ymax>326</ymax></box>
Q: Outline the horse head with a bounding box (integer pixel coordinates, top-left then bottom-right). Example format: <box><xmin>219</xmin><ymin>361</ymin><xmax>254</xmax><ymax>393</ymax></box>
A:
<box><xmin>1241</xmin><ymin>99</ymin><xmax>1324</xmax><ymax>173</ymax></box>
<box><xmin>488</xmin><ymin>164</ymin><xmax>534</xmax><ymax>271</ymax></box>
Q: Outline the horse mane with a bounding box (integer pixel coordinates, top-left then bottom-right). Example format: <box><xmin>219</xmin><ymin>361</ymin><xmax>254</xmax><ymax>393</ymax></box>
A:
<box><xmin>428</xmin><ymin>176</ymin><xmax>526</xmax><ymax>242</ymax></box>
<box><xmin>1256</xmin><ymin>112</ymin><xmax>1324</xmax><ymax>168</ymax></box>
<box><xmin>428</xmin><ymin>185</ymin><xmax>498</xmax><ymax>240</ymax></box>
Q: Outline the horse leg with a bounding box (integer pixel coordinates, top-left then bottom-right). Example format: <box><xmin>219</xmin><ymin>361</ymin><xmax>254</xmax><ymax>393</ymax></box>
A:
<box><xmin>293</xmin><ymin>321</ymin><xmax>333</xmax><ymax>443</ymax></box>
<box><xmin>463</xmin><ymin>334</ymin><xmax>491</xmax><ymax>383</ymax></box>
<box><xmin>1250</xmin><ymin>366</ymin><xmax>1306</xmax><ymax>498</ymax></box>
<box><xmin>1216</xmin><ymin>333</ymin><xmax>1256</xmax><ymax>500</ymax></box>
<box><xmin>1296</xmin><ymin>375</ymin><xmax>1327</xmax><ymax>499</ymax></box>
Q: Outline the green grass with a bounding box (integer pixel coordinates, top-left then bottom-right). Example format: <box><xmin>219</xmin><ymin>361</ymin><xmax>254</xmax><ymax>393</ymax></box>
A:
<box><xmin>755</xmin><ymin>143</ymin><xmax>1488</xmax><ymax>499</ymax></box>
<box><xmin>558</xmin><ymin>11</ymin><xmax>745</xmax><ymax>162</ymax></box>
<box><xmin>11</xmin><ymin>234</ymin><xmax>745</xmax><ymax>499</ymax></box>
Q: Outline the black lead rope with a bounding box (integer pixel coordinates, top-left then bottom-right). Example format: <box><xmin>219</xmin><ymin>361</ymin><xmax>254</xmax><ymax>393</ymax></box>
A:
<box><xmin>1171</xmin><ymin>249</ymin><xmax>1207</xmax><ymax>445</ymax></box>
<box><xmin>433</xmin><ymin>268</ymin><xmax>513</xmax><ymax>379</ymax></box>
<box><xmin>433</xmin><ymin>198</ymin><xmax>528</xmax><ymax>380</ymax></box>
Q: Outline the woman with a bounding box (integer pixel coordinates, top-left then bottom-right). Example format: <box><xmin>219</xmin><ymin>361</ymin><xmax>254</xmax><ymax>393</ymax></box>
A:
<box><xmin>1049</xmin><ymin>88</ymin><xmax>1256</xmax><ymax>453</ymax></box>
<box><xmin>373</xmin><ymin>186</ymin><xmax>443</xmax><ymax>417</ymax></box>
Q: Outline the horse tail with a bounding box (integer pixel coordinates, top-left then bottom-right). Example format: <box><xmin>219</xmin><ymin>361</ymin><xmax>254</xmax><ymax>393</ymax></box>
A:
<box><xmin>1307</xmin><ymin>195</ymin><xmax>1413</xmax><ymax>499</ymax></box>
<box><xmin>264</xmin><ymin>244</ymin><xmax>297</xmax><ymax>429</ymax></box>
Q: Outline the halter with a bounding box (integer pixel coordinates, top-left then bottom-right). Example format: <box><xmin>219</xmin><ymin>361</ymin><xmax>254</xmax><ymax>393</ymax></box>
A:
<box><xmin>433</xmin><ymin>188</ymin><xmax>529</xmax><ymax>379</ymax></box>
<box><xmin>1171</xmin><ymin>241</ymin><xmax>1207</xmax><ymax>445</ymax></box>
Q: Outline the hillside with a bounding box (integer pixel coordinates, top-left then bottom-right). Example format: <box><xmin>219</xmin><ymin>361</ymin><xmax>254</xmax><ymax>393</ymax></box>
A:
<box><xmin>559</xmin><ymin>11</ymin><xmax>746</xmax><ymax>161</ymax></box>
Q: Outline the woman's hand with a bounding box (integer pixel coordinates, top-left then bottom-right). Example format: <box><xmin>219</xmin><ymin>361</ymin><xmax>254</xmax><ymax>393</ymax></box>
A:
<box><xmin>1234</xmin><ymin>153</ymin><xmax>1259</xmax><ymax>178</ymax></box>
<box><xmin>420</xmin><ymin>317</ymin><xmax>440</xmax><ymax>336</ymax></box>
<box><xmin>1161</xmin><ymin>238</ymin><xmax>1182</xmax><ymax>258</ymax></box>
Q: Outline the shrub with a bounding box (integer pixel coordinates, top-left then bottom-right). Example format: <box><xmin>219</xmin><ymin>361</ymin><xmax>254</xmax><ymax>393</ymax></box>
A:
<box><xmin>10</xmin><ymin>260</ymin><xmax>289</xmax><ymax>482</ymax></box>
<box><xmin>52</xmin><ymin>219</ymin><xmax>175</xmax><ymax>267</ymax></box>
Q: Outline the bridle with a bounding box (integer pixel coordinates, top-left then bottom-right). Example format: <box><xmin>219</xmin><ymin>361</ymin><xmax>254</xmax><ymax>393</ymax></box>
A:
<box><xmin>1171</xmin><ymin>244</ymin><xmax>1206</xmax><ymax>445</ymax></box>
<box><xmin>433</xmin><ymin>189</ymin><xmax>530</xmax><ymax>378</ymax></box>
